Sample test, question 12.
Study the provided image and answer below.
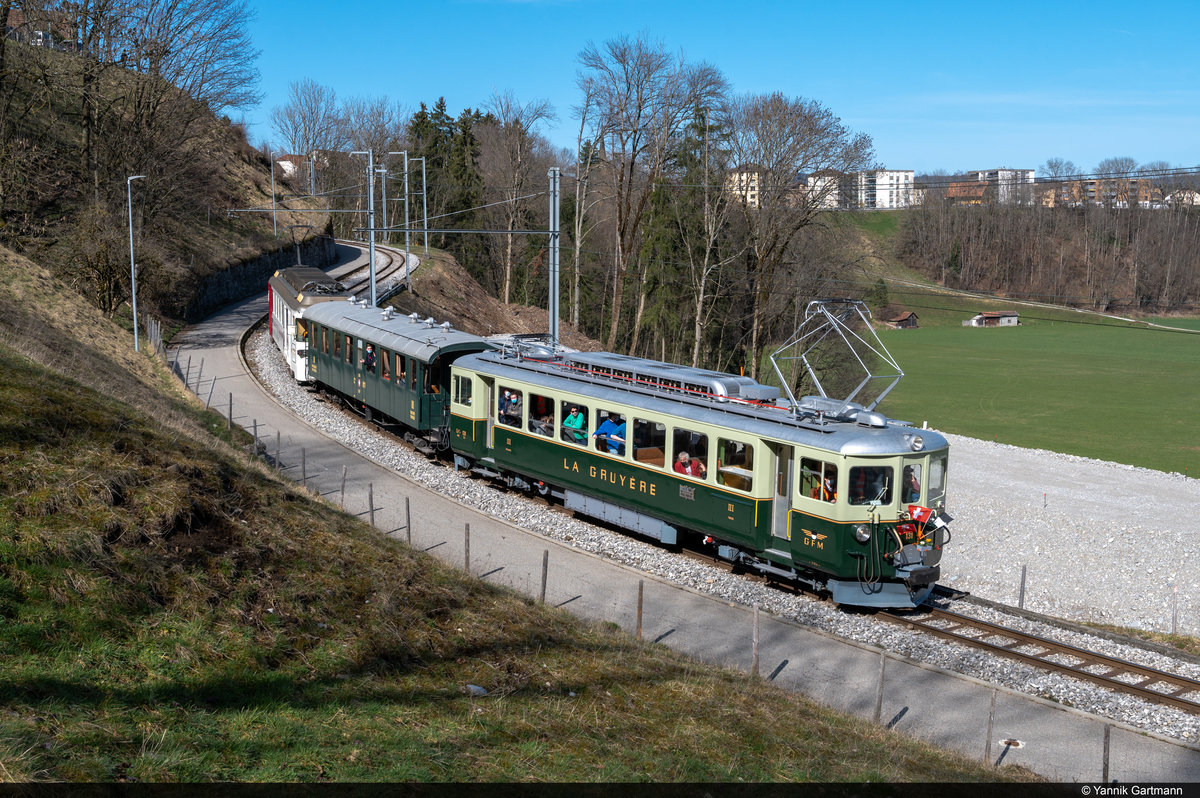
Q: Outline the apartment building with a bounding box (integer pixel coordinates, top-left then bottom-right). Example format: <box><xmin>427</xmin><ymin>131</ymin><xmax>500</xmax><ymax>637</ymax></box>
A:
<box><xmin>725</xmin><ymin>165</ymin><xmax>768</xmax><ymax>209</ymax></box>
<box><xmin>847</xmin><ymin>169</ymin><xmax>915</xmax><ymax>209</ymax></box>
<box><xmin>971</xmin><ymin>168</ymin><xmax>1035</xmax><ymax>204</ymax></box>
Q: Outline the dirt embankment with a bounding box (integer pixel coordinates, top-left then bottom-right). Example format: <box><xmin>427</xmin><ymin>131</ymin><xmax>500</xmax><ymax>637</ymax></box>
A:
<box><xmin>386</xmin><ymin>249</ymin><xmax>600</xmax><ymax>351</ymax></box>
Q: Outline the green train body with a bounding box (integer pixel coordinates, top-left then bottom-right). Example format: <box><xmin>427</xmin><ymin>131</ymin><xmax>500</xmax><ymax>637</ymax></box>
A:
<box><xmin>288</xmin><ymin>293</ymin><xmax>951</xmax><ymax>609</ymax></box>
<box><xmin>449</xmin><ymin>348</ymin><xmax>950</xmax><ymax>609</ymax></box>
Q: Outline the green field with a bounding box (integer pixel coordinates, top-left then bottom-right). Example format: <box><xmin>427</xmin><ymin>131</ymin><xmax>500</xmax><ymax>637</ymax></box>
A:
<box><xmin>879</xmin><ymin>313</ymin><xmax>1200</xmax><ymax>475</ymax></box>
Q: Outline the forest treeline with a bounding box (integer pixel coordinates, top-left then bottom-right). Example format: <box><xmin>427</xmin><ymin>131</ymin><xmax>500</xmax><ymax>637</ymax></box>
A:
<box><xmin>896</xmin><ymin>198</ymin><xmax>1200</xmax><ymax>311</ymax></box>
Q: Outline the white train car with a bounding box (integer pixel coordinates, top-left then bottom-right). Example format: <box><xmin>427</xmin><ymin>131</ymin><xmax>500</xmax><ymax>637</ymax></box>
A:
<box><xmin>267</xmin><ymin>267</ymin><xmax>352</xmax><ymax>382</ymax></box>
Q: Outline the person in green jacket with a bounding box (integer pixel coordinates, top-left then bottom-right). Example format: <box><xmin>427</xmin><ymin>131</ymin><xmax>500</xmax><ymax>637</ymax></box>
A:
<box><xmin>563</xmin><ymin>405</ymin><xmax>587</xmax><ymax>442</ymax></box>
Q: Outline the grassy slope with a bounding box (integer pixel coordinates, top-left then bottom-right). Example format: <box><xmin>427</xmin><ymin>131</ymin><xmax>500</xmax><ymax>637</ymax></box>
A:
<box><xmin>0</xmin><ymin>249</ymin><xmax>1038</xmax><ymax>782</ymax></box>
<box><xmin>837</xmin><ymin>212</ymin><xmax>1200</xmax><ymax>476</ymax></box>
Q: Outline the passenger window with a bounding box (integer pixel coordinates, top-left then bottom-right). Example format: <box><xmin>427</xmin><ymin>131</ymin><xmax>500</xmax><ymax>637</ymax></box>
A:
<box><xmin>849</xmin><ymin>465</ymin><xmax>893</xmax><ymax>506</ymax></box>
<box><xmin>716</xmin><ymin>438</ymin><xmax>753</xmax><ymax>492</ymax></box>
<box><xmin>453</xmin><ymin>374</ymin><xmax>472</xmax><ymax>406</ymax></box>
<box><xmin>397</xmin><ymin>354</ymin><xmax>406</xmax><ymax>385</ymax></box>
<box><xmin>528</xmin><ymin>393</ymin><xmax>554</xmax><ymax>437</ymax></box>
<box><xmin>296</xmin><ymin>319</ymin><xmax>307</xmax><ymax>343</ymax></box>
<box><xmin>632</xmin><ymin>418</ymin><xmax>666</xmax><ymax>469</ymax></box>
<box><xmin>409</xmin><ymin>364</ymin><xmax>418</xmax><ymax>391</ymax></box>
<box><xmin>561</xmin><ymin>401</ymin><xmax>588</xmax><ymax>445</ymax></box>
<box><xmin>671</xmin><ymin>427</ymin><xmax>709</xmax><ymax>480</ymax></box>
<box><xmin>381</xmin><ymin>349</ymin><xmax>391</xmax><ymax>381</ymax></box>
<box><xmin>362</xmin><ymin>343</ymin><xmax>376</xmax><ymax>373</ymax></box>
<box><xmin>321</xmin><ymin>326</ymin><xmax>329</xmax><ymax>355</ymax></box>
<box><xmin>901</xmin><ymin>463</ymin><xmax>922</xmax><ymax>504</ymax></box>
<box><xmin>333</xmin><ymin>330</ymin><xmax>342</xmax><ymax>359</ymax></box>
<box><xmin>593</xmin><ymin>410</ymin><xmax>626</xmax><ymax>456</ymax></box>
<box><xmin>498</xmin><ymin>386</ymin><xmax>523</xmax><ymax>428</ymax></box>
<box><xmin>800</xmin><ymin>458</ymin><xmax>838</xmax><ymax>503</ymax></box>
<box><xmin>344</xmin><ymin>335</ymin><xmax>353</xmax><ymax>363</ymax></box>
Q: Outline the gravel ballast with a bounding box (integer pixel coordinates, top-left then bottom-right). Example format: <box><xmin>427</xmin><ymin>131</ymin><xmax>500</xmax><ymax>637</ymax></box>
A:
<box><xmin>244</xmin><ymin>328</ymin><xmax>1200</xmax><ymax>745</ymax></box>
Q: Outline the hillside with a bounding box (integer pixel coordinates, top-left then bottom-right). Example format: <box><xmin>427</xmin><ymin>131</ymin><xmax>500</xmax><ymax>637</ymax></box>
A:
<box><xmin>0</xmin><ymin>248</ymin><xmax>1039</xmax><ymax>782</ymax></box>
<box><xmin>385</xmin><ymin>246</ymin><xmax>601</xmax><ymax>351</ymax></box>
<box><xmin>0</xmin><ymin>41</ymin><xmax>326</xmax><ymax>326</ymax></box>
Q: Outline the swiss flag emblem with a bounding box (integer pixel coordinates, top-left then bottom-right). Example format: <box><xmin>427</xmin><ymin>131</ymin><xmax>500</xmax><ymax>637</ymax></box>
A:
<box><xmin>908</xmin><ymin>505</ymin><xmax>935</xmax><ymax>524</ymax></box>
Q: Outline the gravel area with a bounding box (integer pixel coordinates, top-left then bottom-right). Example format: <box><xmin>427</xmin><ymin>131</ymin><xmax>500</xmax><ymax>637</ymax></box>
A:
<box><xmin>243</xmin><ymin>328</ymin><xmax>1200</xmax><ymax>745</ymax></box>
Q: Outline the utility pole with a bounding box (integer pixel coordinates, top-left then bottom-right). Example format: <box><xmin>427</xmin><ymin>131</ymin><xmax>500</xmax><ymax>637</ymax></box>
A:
<box><xmin>548</xmin><ymin>166</ymin><xmax>560</xmax><ymax>348</ymax></box>
<box><xmin>269</xmin><ymin>151</ymin><xmax>279</xmax><ymax>237</ymax></box>
<box><xmin>377</xmin><ymin>165</ymin><xmax>389</xmax><ymax>242</ymax></box>
<box><xmin>412</xmin><ymin>156</ymin><xmax>428</xmax><ymax>255</ymax></box>
<box><xmin>127</xmin><ymin>174</ymin><xmax>145</xmax><ymax>351</ymax></box>
<box><xmin>351</xmin><ymin>150</ymin><xmax>376</xmax><ymax>306</ymax></box>
<box><xmin>402</xmin><ymin>151</ymin><xmax>411</xmax><ymax>291</ymax></box>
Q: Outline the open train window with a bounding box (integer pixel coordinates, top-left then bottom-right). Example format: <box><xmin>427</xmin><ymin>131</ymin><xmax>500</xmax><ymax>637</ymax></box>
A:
<box><xmin>498</xmin><ymin>386</ymin><xmax>522</xmax><ymax>428</ymax></box>
<box><xmin>321</xmin><ymin>326</ymin><xmax>329</xmax><ymax>355</ymax></box>
<box><xmin>380</xmin><ymin>349</ymin><xmax>391</xmax><ymax>381</ymax></box>
<box><xmin>396</xmin><ymin>354</ymin><xmax>406</xmax><ymax>385</ymax></box>
<box><xmin>528</xmin><ymin>393</ymin><xmax>554</xmax><ymax>437</ymax></box>
<box><xmin>560</xmin><ymin>401</ymin><xmax>588</xmax><ymax>445</ymax></box>
<box><xmin>344</xmin><ymin>335</ymin><xmax>353</xmax><ymax>363</ymax></box>
<box><xmin>632</xmin><ymin>418</ymin><xmax>665</xmax><ymax>469</ymax></box>
<box><xmin>716</xmin><ymin>438</ymin><xmax>753</xmax><ymax>491</ymax></box>
<box><xmin>594</xmin><ymin>410</ymin><xmax>626</xmax><ymax>455</ymax></box>
<box><xmin>849</xmin><ymin>465</ymin><xmax>893</xmax><ymax>506</ymax></box>
<box><xmin>296</xmin><ymin>319</ymin><xmax>308</xmax><ymax>343</ymax></box>
<box><xmin>671</xmin><ymin>427</ymin><xmax>709</xmax><ymax>479</ymax></box>
<box><xmin>800</xmin><ymin>458</ymin><xmax>838</xmax><ymax>503</ymax></box>
<box><xmin>333</xmin><ymin>331</ymin><xmax>342</xmax><ymax>359</ymax></box>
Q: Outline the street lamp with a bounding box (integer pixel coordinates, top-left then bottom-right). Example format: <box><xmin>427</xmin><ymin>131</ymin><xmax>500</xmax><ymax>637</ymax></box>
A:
<box><xmin>126</xmin><ymin>174</ymin><xmax>145</xmax><ymax>352</ymax></box>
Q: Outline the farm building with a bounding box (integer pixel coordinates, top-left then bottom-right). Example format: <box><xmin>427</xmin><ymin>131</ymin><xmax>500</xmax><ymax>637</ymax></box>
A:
<box><xmin>963</xmin><ymin>311</ymin><xmax>1019</xmax><ymax>327</ymax></box>
<box><xmin>885</xmin><ymin>312</ymin><xmax>919</xmax><ymax>329</ymax></box>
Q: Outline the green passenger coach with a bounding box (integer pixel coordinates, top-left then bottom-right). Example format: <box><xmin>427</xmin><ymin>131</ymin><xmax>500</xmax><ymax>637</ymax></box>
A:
<box><xmin>303</xmin><ymin>299</ymin><xmax>493</xmax><ymax>449</ymax></box>
<box><xmin>449</xmin><ymin>346</ymin><xmax>951</xmax><ymax>609</ymax></box>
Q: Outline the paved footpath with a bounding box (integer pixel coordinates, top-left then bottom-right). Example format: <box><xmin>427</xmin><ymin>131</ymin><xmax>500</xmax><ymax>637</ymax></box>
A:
<box><xmin>169</xmin><ymin>247</ymin><xmax>1200</xmax><ymax>783</ymax></box>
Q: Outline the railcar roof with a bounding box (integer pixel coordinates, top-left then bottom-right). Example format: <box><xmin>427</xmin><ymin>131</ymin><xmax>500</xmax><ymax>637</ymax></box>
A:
<box><xmin>457</xmin><ymin>352</ymin><xmax>947</xmax><ymax>457</ymax></box>
<box><xmin>269</xmin><ymin>268</ymin><xmax>351</xmax><ymax>310</ymax></box>
<box><xmin>305</xmin><ymin>300</ymin><xmax>494</xmax><ymax>363</ymax></box>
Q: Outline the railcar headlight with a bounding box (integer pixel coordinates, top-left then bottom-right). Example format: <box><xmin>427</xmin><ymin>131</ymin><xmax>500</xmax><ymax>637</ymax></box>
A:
<box><xmin>855</xmin><ymin>525</ymin><xmax>871</xmax><ymax>543</ymax></box>
<box><xmin>910</xmin><ymin>435</ymin><xmax>925</xmax><ymax>452</ymax></box>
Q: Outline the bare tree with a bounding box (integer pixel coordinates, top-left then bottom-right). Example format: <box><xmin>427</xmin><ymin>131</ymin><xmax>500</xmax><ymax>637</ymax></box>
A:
<box><xmin>726</xmin><ymin>91</ymin><xmax>874</xmax><ymax>378</ymax></box>
<box><xmin>577</xmin><ymin>34</ymin><xmax>727</xmax><ymax>351</ymax></box>
<box><xmin>271</xmin><ymin>78</ymin><xmax>344</xmax><ymax>190</ymax></box>
<box><xmin>135</xmin><ymin>0</ymin><xmax>262</xmax><ymax>114</ymax></box>
<box><xmin>481</xmin><ymin>90</ymin><xmax>555</xmax><ymax>304</ymax></box>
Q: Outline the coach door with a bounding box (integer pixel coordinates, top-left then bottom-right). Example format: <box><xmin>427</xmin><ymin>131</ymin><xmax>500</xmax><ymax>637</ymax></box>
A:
<box><xmin>482</xmin><ymin>376</ymin><xmax>496</xmax><ymax>451</ymax></box>
<box><xmin>768</xmin><ymin>442</ymin><xmax>793</xmax><ymax>542</ymax></box>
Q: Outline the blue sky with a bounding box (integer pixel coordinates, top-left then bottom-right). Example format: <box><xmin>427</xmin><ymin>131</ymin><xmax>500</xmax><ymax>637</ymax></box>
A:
<box><xmin>244</xmin><ymin>0</ymin><xmax>1199</xmax><ymax>175</ymax></box>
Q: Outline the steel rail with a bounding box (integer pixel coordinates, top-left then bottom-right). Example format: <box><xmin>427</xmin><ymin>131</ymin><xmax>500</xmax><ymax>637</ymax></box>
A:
<box><xmin>881</xmin><ymin>607</ymin><xmax>1200</xmax><ymax>714</ymax></box>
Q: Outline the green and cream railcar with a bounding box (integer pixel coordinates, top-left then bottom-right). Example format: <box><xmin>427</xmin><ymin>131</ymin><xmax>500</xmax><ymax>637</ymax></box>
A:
<box><xmin>303</xmin><ymin>299</ymin><xmax>493</xmax><ymax>445</ymax></box>
<box><xmin>449</xmin><ymin>349</ymin><xmax>950</xmax><ymax>608</ymax></box>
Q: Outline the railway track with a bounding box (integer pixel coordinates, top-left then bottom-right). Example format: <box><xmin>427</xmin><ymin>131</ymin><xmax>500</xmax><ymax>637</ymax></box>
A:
<box><xmin>679</xmin><ymin>548</ymin><xmax>1200</xmax><ymax>715</ymax></box>
<box><xmin>880</xmin><ymin>606</ymin><xmax>1200</xmax><ymax>714</ymax></box>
